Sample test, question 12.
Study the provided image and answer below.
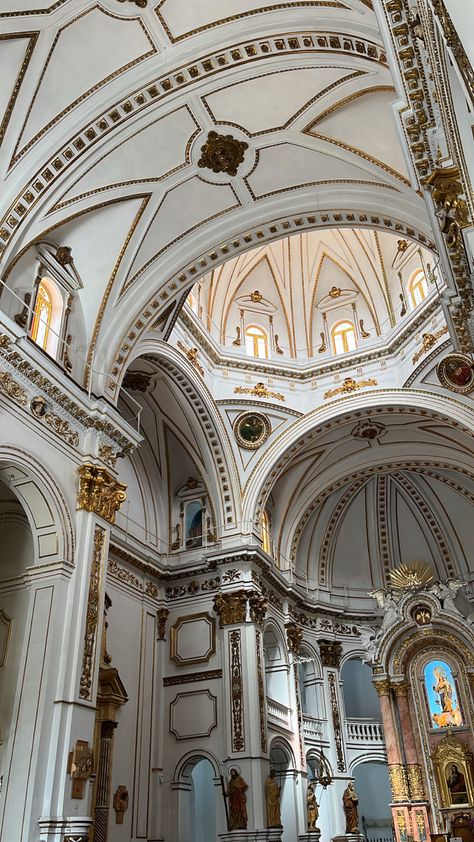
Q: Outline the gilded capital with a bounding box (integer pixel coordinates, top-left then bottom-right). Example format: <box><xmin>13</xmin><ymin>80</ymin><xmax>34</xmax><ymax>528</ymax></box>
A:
<box><xmin>286</xmin><ymin>622</ymin><xmax>303</xmax><ymax>655</ymax></box>
<box><xmin>248</xmin><ymin>591</ymin><xmax>267</xmax><ymax>626</ymax></box>
<box><xmin>373</xmin><ymin>679</ymin><xmax>391</xmax><ymax>696</ymax></box>
<box><xmin>77</xmin><ymin>464</ymin><xmax>127</xmax><ymax>524</ymax></box>
<box><xmin>393</xmin><ymin>680</ymin><xmax>410</xmax><ymax>697</ymax></box>
<box><xmin>213</xmin><ymin>590</ymin><xmax>247</xmax><ymax>626</ymax></box>
<box><xmin>318</xmin><ymin>638</ymin><xmax>343</xmax><ymax>668</ymax></box>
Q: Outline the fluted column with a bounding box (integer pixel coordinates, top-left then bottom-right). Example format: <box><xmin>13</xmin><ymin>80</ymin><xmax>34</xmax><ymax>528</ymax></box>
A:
<box><xmin>93</xmin><ymin>720</ymin><xmax>118</xmax><ymax>842</ymax></box>
<box><xmin>393</xmin><ymin>682</ymin><xmax>425</xmax><ymax>801</ymax></box>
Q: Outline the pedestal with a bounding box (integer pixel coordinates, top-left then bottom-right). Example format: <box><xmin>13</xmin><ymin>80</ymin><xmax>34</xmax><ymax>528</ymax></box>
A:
<box><xmin>38</xmin><ymin>816</ymin><xmax>93</xmax><ymax>842</ymax></box>
<box><xmin>299</xmin><ymin>831</ymin><xmax>322</xmax><ymax>842</ymax></box>
<box><xmin>333</xmin><ymin>835</ymin><xmax>365</xmax><ymax>842</ymax></box>
<box><xmin>219</xmin><ymin>830</ymin><xmax>283</xmax><ymax>842</ymax></box>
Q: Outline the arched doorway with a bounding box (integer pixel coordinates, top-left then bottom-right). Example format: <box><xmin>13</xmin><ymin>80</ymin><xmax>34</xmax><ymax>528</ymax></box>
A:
<box><xmin>270</xmin><ymin>739</ymin><xmax>298</xmax><ymax>842</ymax></box>
<box><xmin>353</xmin><ymin>761</ymin><xmax>393</xmax><ymax>842</ymax></box>
<box><xmin>174</xmin><ymin>754</ymin><xmax>219</xmax><ymax>842</ymax></box>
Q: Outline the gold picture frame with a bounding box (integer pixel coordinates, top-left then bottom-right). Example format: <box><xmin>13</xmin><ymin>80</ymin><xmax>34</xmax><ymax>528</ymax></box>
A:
<box><xmin>431</xmin><ymin>733</ymin><xmax>474</xmax><ymax>808</ymax></box>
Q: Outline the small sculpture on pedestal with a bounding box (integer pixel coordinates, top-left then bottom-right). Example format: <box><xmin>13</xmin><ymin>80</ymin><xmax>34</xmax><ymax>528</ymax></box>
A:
<box><xmin>307</xmin><ymin>781</ymin><xmax>319</xmax><ymax>832</ymax></box>
<box><xmin>343</xmin><ymin>781</ymin><xmax>359</xmax><ymax>833</ymax></box>
<box><xmin>266</xmin><ymin>768</ymin><xmax>282</xmax><ymax>828</ymax></box>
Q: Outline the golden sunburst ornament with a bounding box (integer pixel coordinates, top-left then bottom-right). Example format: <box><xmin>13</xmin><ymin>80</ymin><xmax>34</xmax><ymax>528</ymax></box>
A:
<box><xmin>388</xmin><ymin>561</ymin><xmax>434</xmax><ymax>590</ymax></box>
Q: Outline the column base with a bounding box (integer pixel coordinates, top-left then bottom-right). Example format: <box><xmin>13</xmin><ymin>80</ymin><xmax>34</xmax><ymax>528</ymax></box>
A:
<box><xmin>299</xmin><ymin>831</ymin><xmax>322</xmax><ymax>842</ymax></box>
<box><xmin>38</xmin><ymin>816</ymin><xmax>93</xmax><ymax>842</ymax></box>
<box><xmin>219</xmin><ymin>830</ymin><xmax>283</xmax><ymax>842</ymax></box>
<box><xmin>333</xmin><ymin>835</ymin><xmax>365</xmax><ymax>842</ymax></box>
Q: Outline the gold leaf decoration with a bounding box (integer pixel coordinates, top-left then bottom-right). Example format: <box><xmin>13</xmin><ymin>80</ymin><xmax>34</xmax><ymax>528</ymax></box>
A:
<box><xmin>388</xmin><ymin>561</ymin><xmax>434</xmax><ymax>590</ymax></box>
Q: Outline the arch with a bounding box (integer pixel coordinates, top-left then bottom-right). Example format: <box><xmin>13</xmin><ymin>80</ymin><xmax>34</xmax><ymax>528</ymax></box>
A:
<box><xmin>173</xmin><ymin>748</ymin><xmax>221</xmax><ymax>782</ymax></box>
<box><xmin>0</xmin><ymin>446</ymin><xmax>74</xmax><ymax>567</ymax></box>
<box><xmin>120</xmin><ymin>341</ymin><xmax>241</xmax><ymax>532</ymax></box>
<box><xmin>92</xmin><ymin>212</ymin><xmax>434</xmax><ymax>397</ymax></box>
<box><xmin>242</xmin><ymin>389</ymin><xmax>474</xmax><ymax>525</ymax></box>
<box><xmin>269</xmin><ymin>735</ymin><xmax>297</xmax><ymax>769</ymax></box>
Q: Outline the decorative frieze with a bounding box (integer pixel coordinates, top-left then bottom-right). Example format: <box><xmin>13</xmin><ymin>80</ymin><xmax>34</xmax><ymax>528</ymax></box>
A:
<box><xmin>77</xmin><ymin>464</ymin><xmax>127</xmax><ymax>524</ymax></box>
<box><xmin>79</xmin><ymin>527</ymin><xmax>105</xmax><ymax>700</ymax></box>
<box><xmin>229</xmin><ymin>629</ymin><xmax>245</xmax><ymax>752</ymax></box>
<box><xmin>0</xmin><ymin>371</ymin><xmax>27</xmax><ymax>405</ymax></box>
<box><xmin>163</xmin><ymin>668</ymin><xmax>222</xmax><ymax>686</ymax></box>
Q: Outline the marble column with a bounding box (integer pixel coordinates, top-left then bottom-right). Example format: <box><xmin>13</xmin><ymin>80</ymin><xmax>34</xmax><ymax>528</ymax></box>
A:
<box><xmin>393</xmin><ymin>682</ymin><xmax>425</xmax><ymax>801</ymax></box>
<box><xmin>373</xmin><ymin>679</ymin><xmax>409</xmax><ymax>802</ymax></box>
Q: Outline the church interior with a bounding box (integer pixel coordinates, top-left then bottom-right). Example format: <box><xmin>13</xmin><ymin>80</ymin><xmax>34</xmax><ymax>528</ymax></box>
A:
<box><xmin>0</xmin><ymin>1</ymin><xmax>474</xmax><ymax>841</ymax></box>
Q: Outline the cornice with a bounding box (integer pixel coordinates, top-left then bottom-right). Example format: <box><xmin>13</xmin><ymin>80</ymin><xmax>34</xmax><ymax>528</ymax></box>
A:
<box><xmin>0</xmin><ymin>326</ymin><xmax>140</xmax><ymax>455</ymax></box>
<box><xmin>178</xmin><ymin>295</ymin><xmax>444</xmax><ymax>382</ymax></box>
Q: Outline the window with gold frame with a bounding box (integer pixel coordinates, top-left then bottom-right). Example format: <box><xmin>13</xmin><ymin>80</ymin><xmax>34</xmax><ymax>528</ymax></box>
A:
<box><xmin>245</xmin><ymin>324</ymin><xmax>268</xmax><ymax>359</ymax></box>
<box><xmin>31</xmin><ymin>281</ymin><xmax>53</xmax><ymax>350</ymax></box>
<box><xmin>331</xmin><ymin>320</ymin><xmax>357</xmax><ymax>355</ymax></box>
<box><xmin>408</xmin><ymin>270</ymin><xmax>428</xmax><ymax>309</ymax></box>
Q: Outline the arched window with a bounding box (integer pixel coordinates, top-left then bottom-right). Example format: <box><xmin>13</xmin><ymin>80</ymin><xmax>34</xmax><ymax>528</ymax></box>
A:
<box><xmin>261</xmin><ymin>509</ymin><xmax>271</xmax><ymax>556</ymax></box>
<box><xmin>30</xmin><ymin>277</ymin><xmax>63</xmax><ymax>357</ymax></box>
<box><xmin>31</xmin><ymin>281</ymin><xmax>52</xmax><ymax>350</ymax></box>
<box><xmin>245</xmin><ymin>325</ymin><xmax>268</xmax><ymax>359</ymax></box>
<box><xmin>408</xmin><ymin>270</ymin><xmax>428</xmax><ymax>308</ymax></box>
<box><xmin>331</xmin><ymin>320</ymin><xmax>357</xmax><ymax>355</ymax></box>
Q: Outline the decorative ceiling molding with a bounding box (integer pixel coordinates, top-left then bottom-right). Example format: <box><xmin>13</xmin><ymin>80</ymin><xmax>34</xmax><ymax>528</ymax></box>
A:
<box><xmin>0</xmin><ymin>30</ymin><xmax>388</xmax><ymax>259</ymax></box>
<box><xmin>0</xmin><ymin>32</ymin><xmax>39</xmax><ymax>145</ymax></box>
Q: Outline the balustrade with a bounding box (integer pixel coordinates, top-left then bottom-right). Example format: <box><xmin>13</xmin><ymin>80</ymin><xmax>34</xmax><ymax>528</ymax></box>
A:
<box><xmin>346</xmin><ymin>718</ymin><xmax>384</xmax><ymax>743</ymax></box>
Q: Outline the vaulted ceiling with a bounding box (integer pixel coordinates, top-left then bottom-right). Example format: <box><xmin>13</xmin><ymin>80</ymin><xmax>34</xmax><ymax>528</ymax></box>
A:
<box><xmin>0</xmin><ymin>0</ymin><xmax>433</xmax><ymax>397</ymax></box>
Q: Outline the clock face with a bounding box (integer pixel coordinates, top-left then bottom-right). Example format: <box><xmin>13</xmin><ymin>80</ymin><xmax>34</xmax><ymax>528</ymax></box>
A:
<box><xmin>234</xmin><ymin>412</ymin><xmax>271</xmax><ymax>449</ymax></box>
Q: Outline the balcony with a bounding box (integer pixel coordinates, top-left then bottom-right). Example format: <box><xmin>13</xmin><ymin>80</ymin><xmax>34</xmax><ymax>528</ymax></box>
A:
<box><xmin>267</xmin><ymin>697</ymin><xmax>292</xmax><ymax>730</ymax></box>
<box><xmin>303</xmin><ymin>714</ymin><xmax>324</xmax><ymax>742</ymax></box>
<box><xmin>346</xmin><ymin>718</ymin><xmax>385</xmax><ymax>747</ymax></box>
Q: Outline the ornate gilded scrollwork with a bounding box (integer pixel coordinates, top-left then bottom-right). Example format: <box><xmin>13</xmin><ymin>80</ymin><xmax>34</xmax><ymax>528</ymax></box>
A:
<box><xmin>319</xmin><ymin>639</ymin><xmax>343</xmax><ymax>668</ymax></box>
<box><xmin>324</xmin><ymin>377</ymin><xmax>378</xmax><ymax>400</ymax></box>
<box><xmin>229</xmin><ymin>629</ymin><xmax>245</xmax><ymax>751</ymax></box>
<box><xmin>285</xmin><ymin>622</ymin><xmax>303</xmax><ymax>655</ymax></box>
<box><xmin>389</xmin><ymin>763</ymin><xmax>410</xmax><ymax>802</ymax></box>
<box><xmin>248</xmin><ymin>592</ymin><xmax>267</xmax><ymax>626</ymax></box>
<box><xmin>407</xmin><ymin>764</ymin><xmax>426</xmax><ymax>800</ymax></box>
<box><xmin>77</xmin><ymin>465</ymin><xmax>127</xmax><ymax>524</ymax></box>
<box><xmin>79</xmin><ymin>527</ymin><xmax>105</xmax><ymax>700</ymax></box>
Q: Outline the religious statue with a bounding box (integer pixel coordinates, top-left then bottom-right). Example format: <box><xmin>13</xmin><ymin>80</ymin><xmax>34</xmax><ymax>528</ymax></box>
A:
<box><xmin>113</xmin><ymin>785</ymin><xmax>129</xmax><ymax>824</ymax></box>
<box><xmin>307</xmin><ymin>781</ymin><xmax>319</xmax><ymax>832</ymax></box>
<box><xmin>266</xmin><ymin>769</ymin><xmax>282</xmax><ymax>828</ymax></box>
<box><xmin>226</xmin><ymin>768</ymin><xmax>248</xmax><ymax>829</ymax></box>
<box><xmin>343</xmin><ymin>782</ymin><xmax>359</xmax><ymax>833</ymax></box>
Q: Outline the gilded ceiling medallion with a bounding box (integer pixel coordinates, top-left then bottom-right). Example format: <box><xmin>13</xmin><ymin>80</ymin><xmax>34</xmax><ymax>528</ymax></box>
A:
<box><xmin>233</xmin><ymin>412</ymin><xmax>271</xmax><ymax>450</ymax></box>
<box><xmin>436</xmin><ymin>353</ymin><xmax>474</xmax><ymax>394</ymax></box>
<box><xmin>198</xmin><ymin>131</ymin><xmax>248</xmax><ymax>177</ymax></box>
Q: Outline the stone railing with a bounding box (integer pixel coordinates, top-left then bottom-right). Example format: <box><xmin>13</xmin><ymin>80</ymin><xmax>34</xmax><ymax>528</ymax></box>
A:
<box><xmin>267</xmin><ymin>697</ymin><xmax>291</xmax><ymax>729</ymax></box>
<box><xmin>302</xmin><ymin>714</ymin><xmax>324</xmax><ymax>741</ymax></box>
<box><xmin>346</xmin><ymin>719</ymin><xmax>384</xmax><ymax>744</ymax></box>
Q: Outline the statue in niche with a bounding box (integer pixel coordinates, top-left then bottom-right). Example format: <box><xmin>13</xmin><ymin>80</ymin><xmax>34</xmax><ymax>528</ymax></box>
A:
<box><xmin>318</xmin><ymin>332</ymin><xmax>327</xmax><ymax>353</ymax></box>
<box><xmin>446</xmin><ymin>763</ymin><xmax>468</xmax><ymax>804</ymax></box>
<box><xmin>226</xmin><ymin>768</ymin><xmax>248</xmax><ymax>829</ymax></box>
<box><xmin>424</xmin><ymin>660</ymin><xmax>463</xmax><ymax>728</ymax></box>
<box><xmin>266</xmin><ymin>769</ymin><xmax>282</xmax><ymax>828</ymax></box>
<box><xmin>343</xmin><ymin>781</ymin><xmax>359</xmax><ymax>833</ymax></box>
<box><xmin>233</xmin><ymin>326</ymin><xmax>242</xmax><ymax>346</ymax></box>
<box><xmin>306</xmin><ymin>781</ymin><xmax>319</xmax><ymax>832</ymax></box>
